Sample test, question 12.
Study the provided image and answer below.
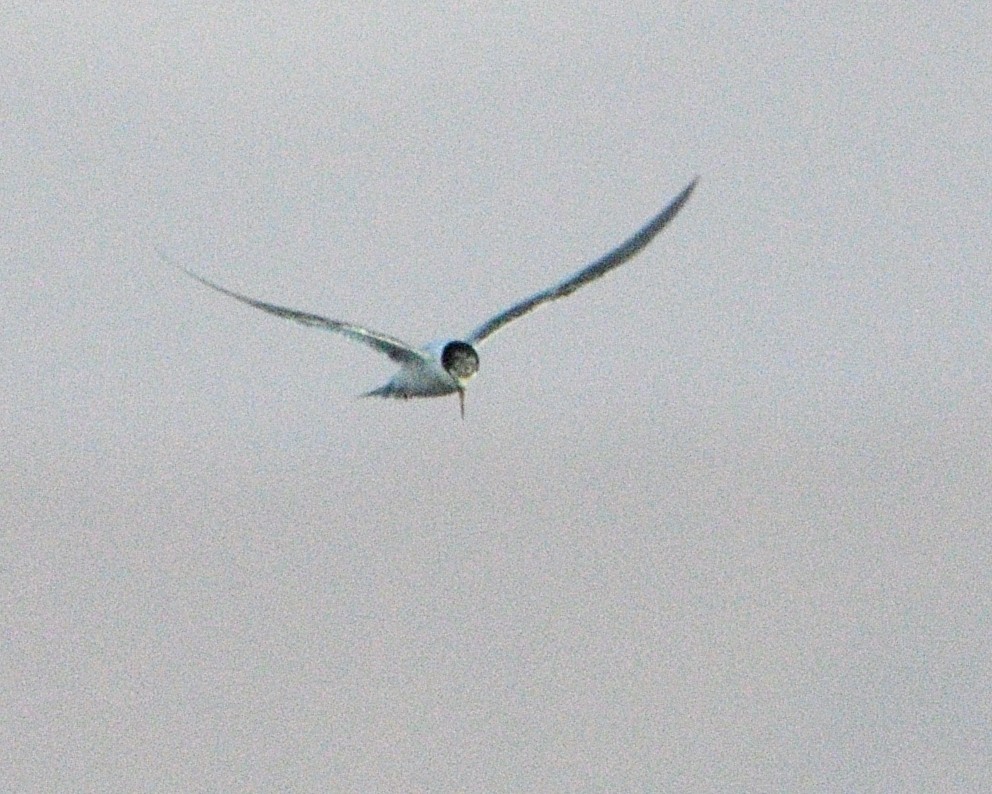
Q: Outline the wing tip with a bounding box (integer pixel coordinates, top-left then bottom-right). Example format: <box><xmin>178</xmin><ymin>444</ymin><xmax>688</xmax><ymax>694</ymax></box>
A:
<box><xmin>676</xmin><ymin>175</ymin><xmax>700</xmax><ymax>203</ymax></box>
<box><xmin>156</xmin><ymin>247</ymin><xmax>226</xmax><ymax>295</ymax></box>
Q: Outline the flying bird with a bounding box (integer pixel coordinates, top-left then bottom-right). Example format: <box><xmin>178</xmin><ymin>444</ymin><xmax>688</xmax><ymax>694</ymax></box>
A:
<box><xmin>174</xmin><ymin>178</ymin><xmax>697</xmax><ymax>418</ymax></box>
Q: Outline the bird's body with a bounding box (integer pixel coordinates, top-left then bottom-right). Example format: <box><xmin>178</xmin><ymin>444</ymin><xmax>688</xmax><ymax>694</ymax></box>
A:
<box><xmin>174</xmin><ymin>178</ymin><xmax>697</xmax><ymax>417</ymax></box>
<box><xmin>365</xmin><ymin>340</ymin><xmax>465</xmax><ymax>399</ymax></box>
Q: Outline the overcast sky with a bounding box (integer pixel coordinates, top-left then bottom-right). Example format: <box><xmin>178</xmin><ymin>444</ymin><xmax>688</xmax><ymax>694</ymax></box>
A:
<box><xmin>2</xmin><ymin>4</ymin><xmax>990</xmax><ymax>791</ymax></box>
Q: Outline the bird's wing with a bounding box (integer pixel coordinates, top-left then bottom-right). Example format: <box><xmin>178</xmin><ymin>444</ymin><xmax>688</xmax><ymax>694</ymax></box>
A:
<box><xmin>466</xmin><ymin>178</ymin><xmax>697</xmax><ymax>346</ymax></box>
<box><xmin>179</xmin><ymin>267</ymin><xmax>428</xmax><ymax>365</ymax></box>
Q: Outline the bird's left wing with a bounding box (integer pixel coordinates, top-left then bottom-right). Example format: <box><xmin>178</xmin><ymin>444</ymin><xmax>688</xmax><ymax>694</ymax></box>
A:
<box><xmin>179</xmin><ymin>268</ymin><xmax>428</xmax><ymax>365</ymax></box>
<box><xmin>466</xmin><ymin>177</ymin><xmax>697</xmax><ymax>346</ymax></box>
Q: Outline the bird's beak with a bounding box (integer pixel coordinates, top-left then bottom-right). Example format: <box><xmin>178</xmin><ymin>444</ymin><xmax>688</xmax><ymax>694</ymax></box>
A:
<box><xmin>458</xmin><ymin>387</ymin><xmax>465</xmax><ymax>420</ymax></box>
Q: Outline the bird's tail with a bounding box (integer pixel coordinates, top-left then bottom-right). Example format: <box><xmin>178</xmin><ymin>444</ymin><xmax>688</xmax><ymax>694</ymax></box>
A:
<box><xmin>360</xmin><ymin>382</ymin><xmax>407</xmax><ymax>400</ymax></box>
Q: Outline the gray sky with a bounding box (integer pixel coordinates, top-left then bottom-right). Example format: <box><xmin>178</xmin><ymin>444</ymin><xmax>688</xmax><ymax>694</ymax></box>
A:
<box><xmin>3</xmin><ymin>4</ymin><xmax>990</xmax><ymax>791</ymax></box>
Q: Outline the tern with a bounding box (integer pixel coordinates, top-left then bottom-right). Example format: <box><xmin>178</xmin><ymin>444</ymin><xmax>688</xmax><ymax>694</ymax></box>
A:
<box><xmin>175</xmin><ymin>178</ymin><xmax>696</xmax><ymax>418</ymax></box>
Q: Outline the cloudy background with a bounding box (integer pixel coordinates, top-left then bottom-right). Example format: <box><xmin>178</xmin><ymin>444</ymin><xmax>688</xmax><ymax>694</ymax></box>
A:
<box><xmin>2</xmin><ymin>4</ymin><xmax>990</xmax><ymax>790</ymax></box>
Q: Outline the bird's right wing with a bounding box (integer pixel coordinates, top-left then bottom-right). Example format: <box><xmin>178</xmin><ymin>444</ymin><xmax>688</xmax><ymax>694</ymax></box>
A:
<box><xmin>178</xmin><ymin>266</ymin><xmax>428</xmax><ymax>366</ymax></box>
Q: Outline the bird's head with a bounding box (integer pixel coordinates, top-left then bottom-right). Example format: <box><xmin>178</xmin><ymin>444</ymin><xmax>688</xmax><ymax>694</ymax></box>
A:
<box><xmin>441</xmin><ymin>340</ymin><xmax>480</xmax><ymax>383</ymax></box>
<box><xmin>441</xmin><ymin>340</ymin><xmax>479</xmax><ymax>419</ymax></box>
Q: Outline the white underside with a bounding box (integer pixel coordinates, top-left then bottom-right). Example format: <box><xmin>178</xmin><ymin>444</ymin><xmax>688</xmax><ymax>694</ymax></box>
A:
<box><xmin>365</xmin><ymin>357</ymin><xmax>460</xmax><ymax>399</ymax></box>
